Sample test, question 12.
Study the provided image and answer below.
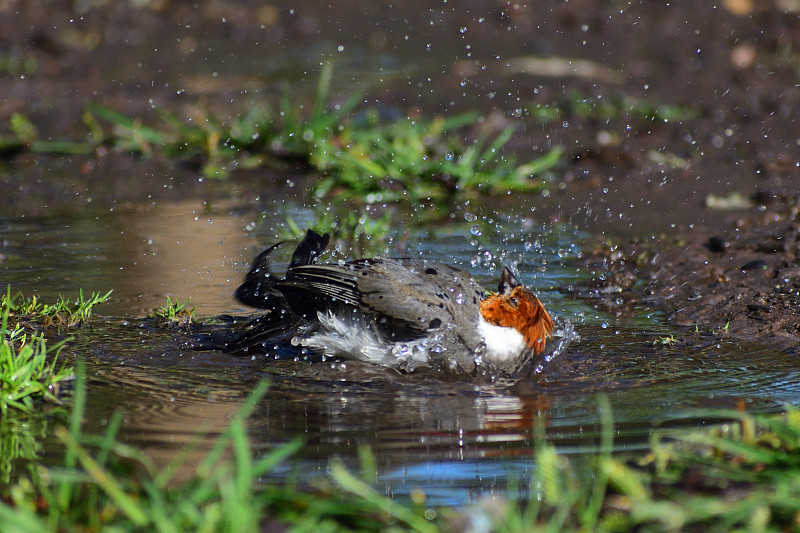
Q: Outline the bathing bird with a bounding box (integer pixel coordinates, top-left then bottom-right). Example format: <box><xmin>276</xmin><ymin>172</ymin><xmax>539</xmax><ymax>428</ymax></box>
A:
<box><xmin>229</xmin><ymin>229</ymin><xmax>554</xmax><ymax>373</ymax></box>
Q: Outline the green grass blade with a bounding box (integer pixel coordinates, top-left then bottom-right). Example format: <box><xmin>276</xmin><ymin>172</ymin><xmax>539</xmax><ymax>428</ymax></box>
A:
<box><xmin>55</xmin><ymin>360</ymin><xmax>86</xmax><ymax>522</ymax></box>
<box><xmin>477</xmin><ymin>126</ymin><xmax>515</xmax><ymax>170</ymax></box>
<box><xmin>581</xmin><ymin>395</ymin><xmax>613</xmax><ymax>529</ymax></box>
<box><xmin>0</xmin><ymin>504</ymin><xmax>50</xmax><ymax>533</ymax></box>
<box><xmin>29</xmin><ymin>140</ymin><xmax>93</xmax><ymax>154</ymax></box>
<box><xmin>330</xmin><ymin>459</ymin><xmax>437</xmax><ymax>533</ymax></box>
<box><xmin>514</xmin><ymin>146</ymin><xmax>563</xmax><ymax>177</ymax></box>
<box><xmin>252</xmin><ymin>438</ymin><xmax>304</xmax><ymax>478</ymax></box>
<box><xmin>439</xmin><ymin>111</ymin><xmax>479</xmax><ymax>130</ymax></box>
<box><xmin>311</xmin><ymin>61</ymin><xmax>335</xmax><ymax>123</ymax></box>
<box><xmin>86</xmin><ymin>102</ymin><xmax>165</xmax><ymax>144</ymax></box>
<box><xmin>55</xmin><ymin>425</ymin><xmax>149</xmax><ymax>527</ymax></box>
<box><xmin>196</xmin><ymin>380</ymin><xmax>270</xmax><ymax>477</ymax></box>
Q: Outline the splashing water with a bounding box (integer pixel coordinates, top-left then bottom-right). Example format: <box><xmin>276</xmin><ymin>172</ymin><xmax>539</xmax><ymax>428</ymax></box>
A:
<box><xmin>534</xmin><ymin>317</ymin><xmax>580</xmax><ymax>374</ymax></box>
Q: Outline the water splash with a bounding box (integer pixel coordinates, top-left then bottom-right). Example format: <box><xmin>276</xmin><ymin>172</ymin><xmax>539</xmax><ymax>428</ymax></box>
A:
<box><xmin>534</xmin><ymin>317</ymin><xmax>580</xmax><ymax>374</ymax></box>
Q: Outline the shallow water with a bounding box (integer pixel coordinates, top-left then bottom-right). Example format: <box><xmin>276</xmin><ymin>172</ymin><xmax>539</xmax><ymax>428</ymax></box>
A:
<box><xmin>3</xmin><ymin>0</ymin><xmax>799</xmax><ymax>513</ymax></box>
<box><xmin>3</xmin><ymin>200</ymin><xmax>797</xmax><ymax>505</ymax></box>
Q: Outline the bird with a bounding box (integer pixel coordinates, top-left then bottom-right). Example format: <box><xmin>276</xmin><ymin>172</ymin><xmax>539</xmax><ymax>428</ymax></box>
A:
<box><xmin>228</xmin><ymin>229</ymin><xmax>554</xmax><ymax>374</ymax></box>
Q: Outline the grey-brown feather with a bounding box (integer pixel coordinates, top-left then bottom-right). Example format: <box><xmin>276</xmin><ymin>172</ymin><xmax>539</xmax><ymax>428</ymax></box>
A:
<box><xmin>288</xmin><ymin>259</ymin><xmax>483</xmax><ymax>330</ymax></box>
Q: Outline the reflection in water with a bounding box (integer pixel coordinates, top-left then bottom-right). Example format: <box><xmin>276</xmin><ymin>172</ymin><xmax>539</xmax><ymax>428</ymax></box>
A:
<box><xmin>55</xmin><ymin>319</ymin><xmax>800</xmax><ymax>505</ymax></box>
<box><xmin>61</xmin><ymin>321</ymin><xmax>255</xmax><ymax>483</ymax></box>
<box><xmin>1</xmin><ymin>409</ymin><xmax>64</xmax><ymax>487</ymax></box>
<box><xmin>1</xmin><ymin>199</ymin><xmax>277</xmax><ymax>317</ymax></box>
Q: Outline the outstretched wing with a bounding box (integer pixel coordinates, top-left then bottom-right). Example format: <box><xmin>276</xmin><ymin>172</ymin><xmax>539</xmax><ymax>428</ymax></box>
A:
<box><xmin>284</xmin><ymin>258</ymin><xmax>485</xmax><ymax>335</ymax></box>
<box><xmin>280</xmin><ymin>259</ymin><xmax>373</xmax><ymax>312</ymax></box>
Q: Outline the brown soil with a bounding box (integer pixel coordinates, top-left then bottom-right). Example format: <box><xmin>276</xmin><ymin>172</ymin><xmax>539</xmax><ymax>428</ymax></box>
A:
<box><xmin>575</xmin><ymin>193</ymin><xmax>800</xmax><ymax>353</ymax></box>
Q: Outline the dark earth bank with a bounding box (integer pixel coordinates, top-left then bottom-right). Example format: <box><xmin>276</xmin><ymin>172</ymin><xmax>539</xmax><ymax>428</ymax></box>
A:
<box><xmin>575</xmin><ymin>192</ymin><xmax>800</xmax><ymax>354</ymax></box>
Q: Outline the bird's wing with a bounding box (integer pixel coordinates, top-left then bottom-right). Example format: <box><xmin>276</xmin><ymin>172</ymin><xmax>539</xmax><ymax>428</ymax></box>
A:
<box><xmin>354</xmin><ymin>258</ymin><xmax>486</xmax><ymax>332</ymax></box>
<box><xmin>280</xmin><ymin>261</ymin><xmax>367</xmax><ymax>308</ymax></box>
<box><xmin>283</xmin><ymin>258</ymin><xmax>486</xmax><ymax>337</ymax></box>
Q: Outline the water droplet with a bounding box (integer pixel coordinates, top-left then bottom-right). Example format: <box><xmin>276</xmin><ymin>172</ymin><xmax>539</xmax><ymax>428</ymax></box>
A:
<box><xmin>470</xmin><ymin>225</ymin><xmax>482</xmax><ymax>236</ymax></box>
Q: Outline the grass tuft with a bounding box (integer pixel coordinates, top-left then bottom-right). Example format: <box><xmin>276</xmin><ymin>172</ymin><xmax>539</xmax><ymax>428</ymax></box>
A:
<box><xmin>2</xmin><ymin>289</ymin><xmax>112</xmax><ymax>333</ymax></box>
<box><xmin>281</xmin><ymin>207</ymin><xmax>395</xmax><ymax>258</ymax></box>
<box><xmin>4</xmin><ymin>65</ymin><xmax>563</xmax><ymax>204</ymax></box>
<box><xmin>527</xmin><ymin>89</ymin><xmax>701</xmax><ymax>125</ymax></box>
<box><xmin>310</xmin><ymin>112</ymin><xmax>561</xmax><ymax>204</ymax></box>
<box><xmin>0</xmin><ymin>288</ymin><xmax>75</xmax><ymax>413</ymax></box>
<box><xmin>150</xmin><ymin>296</ymin><xmax>196</xmax><ymax>329</ymax></box>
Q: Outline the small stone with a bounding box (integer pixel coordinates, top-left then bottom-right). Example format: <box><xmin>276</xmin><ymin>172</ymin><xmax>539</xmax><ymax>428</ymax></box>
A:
<box><xmin>707</xmin><ymin>236</ymin><xmax>729</xmax><ymax>253</ymax></box>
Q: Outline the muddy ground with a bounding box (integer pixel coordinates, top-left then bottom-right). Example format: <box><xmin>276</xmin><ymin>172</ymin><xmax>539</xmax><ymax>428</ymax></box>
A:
<box><xmin>576</xmin><ymin>192</ymin><xmax>800</xmax><ymax>353</ymax></box>
<box><xmin>2</xmin><ymin>1</ymin><xmax>799</xmax><ymax>351</ymax></box>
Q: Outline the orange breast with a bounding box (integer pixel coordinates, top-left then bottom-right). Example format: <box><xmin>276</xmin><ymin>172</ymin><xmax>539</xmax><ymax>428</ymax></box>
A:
<box><xmin>479</xmin><ymin>286</ymin><xmax>554</xmax><ymax>355</ymax></box>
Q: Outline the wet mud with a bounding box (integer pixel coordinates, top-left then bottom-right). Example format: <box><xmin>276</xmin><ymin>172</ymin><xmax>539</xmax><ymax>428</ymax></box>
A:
<box><xmin>576</xmin><ymin>192</ymin><xmax>800</xmax><ymax>353</ymax></box>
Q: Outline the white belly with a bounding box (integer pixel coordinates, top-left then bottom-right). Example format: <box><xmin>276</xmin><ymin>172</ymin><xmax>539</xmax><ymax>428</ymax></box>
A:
<box><xmin>477</xmin><ymin>316</ymin><xmax>527</xmax><ymax>363</ymax></box>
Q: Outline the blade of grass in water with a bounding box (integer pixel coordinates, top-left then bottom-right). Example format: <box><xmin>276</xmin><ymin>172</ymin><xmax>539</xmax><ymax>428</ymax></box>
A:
<box><xmin>330</xmin><ymin>459</ymin><xmax>437</xmax><ymax>533</ymax></box>
<box><xmin>53</xmin><ymin>359</ymin><xmax>85</xmax><ymax>527</ymax></box>
<box><xmin>56</xmin><ymin>425</ymin><xmax>149</xmax><ymax>527</ymax></box>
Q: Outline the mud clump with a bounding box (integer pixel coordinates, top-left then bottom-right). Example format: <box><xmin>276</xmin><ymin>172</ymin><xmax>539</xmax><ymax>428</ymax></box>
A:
<box><xmin>574</xmin><ymin>194</ymin><xmax>800</xmax><ymax>354</ymax></box>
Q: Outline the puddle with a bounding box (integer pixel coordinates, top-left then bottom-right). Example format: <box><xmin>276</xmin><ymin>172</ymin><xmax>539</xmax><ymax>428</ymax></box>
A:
<box><xmin>3</xmin><ymin>200</ymin><xmax>798</xmax><ymax>505</ymax></box>
<box><xmin>3</xmin><ymin>0</ymin><xmax>800</xmax><ymax>514</ymax></box>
